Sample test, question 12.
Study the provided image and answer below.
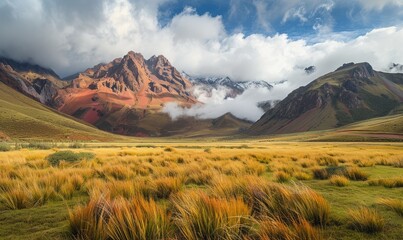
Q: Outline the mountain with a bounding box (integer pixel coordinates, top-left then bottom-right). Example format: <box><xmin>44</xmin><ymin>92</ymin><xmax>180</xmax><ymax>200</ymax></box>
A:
<box><xmin>0</xmin><ymin>81</ymin><xmax>118</xmax><ymax>141</ymax></box>
<box><xmin>0</xmin><ymin>53</ymin><xmax>259</xmax><ymax>137</ymax></box>
<box><xmin>0</xmin><ymin>52</ymin><xmax>199</xmax><ymax>136</ymax></box>
<box><xmin>0</xmin><ymin>57</ymin><xmax>67</xmax><ymax>105</ymax></box>
<box><xmin>184</xmin><ymin>73</ymin><xmax>273</xmax><ymax>98</ymax></box>
<box><xmin>53</xmin><ymin>51</ymin><xmax>197</xmax><ymax>136</ymax></box>
<box><xmin>250</xmin><ymin>62</ymin><xmax>403</xmax><ymax>135</ymax></box>
<box><xmin>211</xmin><ymin>112</ymin><xmax>252</xmax><ymax>129</ymax></box>
<box><xmin>159</xmin><ymin>112</ymin><xmax>251</xmax><ymax>137</ymax></box>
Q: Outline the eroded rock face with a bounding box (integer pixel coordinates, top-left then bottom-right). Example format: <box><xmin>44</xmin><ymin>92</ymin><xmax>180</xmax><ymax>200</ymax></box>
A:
<box><xmin>69</xmin><ymin>52</ymin><xmax>193</xmax><ymax>99</ymax></box>
<box><xmin>0</xmin><ymin>52</ymin><xmax>198</xmax><ymax>136</ymax></box>
<box><xmin>350</xmin><ymin>62</ymin><xmax>375</xmax><ymax>79</ymax></box>
<box><xmin>54</xmin><ymin>51</ymin><xmax>197</xmax><ymax>136</ymax></box>
<box><xmin>0</xmin><ymin>59</ymin><xmax>61</xmax><ymax>105</ymax></box>
<box><xmin>339</xmin><ymin>88</ymin><xmax>362</xmax><ymax>109</ymax></box>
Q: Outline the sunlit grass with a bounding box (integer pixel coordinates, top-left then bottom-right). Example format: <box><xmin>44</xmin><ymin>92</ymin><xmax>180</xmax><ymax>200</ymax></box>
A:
<box><xmin>329</xmin><ymin>175</ymin><xmax>349</xmax><ymax>187</ymax></box>
<box><xmin>368</xmin><ymin>177</ymin><xmax>403</xmax><ymax>188</ymax></box>
<box><xmin>0</xmin><ymin>142</ymin><xmax>401</xmax><ymax>239</ymax></box>
<box><xmin>348</xmin><ymin>207</ymin><xmax>385</xmax><ymax>234</ymax></box>
<box><xmin>377</xmin><ymin>198</ymin><xmax>403</xmax><ymax>216</ymax></box>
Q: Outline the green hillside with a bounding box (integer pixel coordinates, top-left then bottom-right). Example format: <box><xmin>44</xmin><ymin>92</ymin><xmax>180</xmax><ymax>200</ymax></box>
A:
<box><xmin>314</xmin><ymin>113</ymin><xmax>403</xmax><ymax>141</ymax></box>
<box><xmin>264</xmin><ymin>113</ymin><xmax>403</xmax><ymax>142</ymax></box>
<box><xmin>0</xmin><ymin>82</ymin><xmax>120</xmax><ymax>141</ymax></box>
<box><xmin>250</xmin><ymin>63</ymin><xmax>403</xmax><ymax>135</ymax></box>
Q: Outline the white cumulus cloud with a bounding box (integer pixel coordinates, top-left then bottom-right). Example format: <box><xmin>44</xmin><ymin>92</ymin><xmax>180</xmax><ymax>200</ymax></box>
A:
<box><xmin>163</xmin><ymin>87</ymin><xmax>270</xmax><ymax>121</ymax></box>
<box><xmin>1</xmin><ymin>0</ymin><xmax>403</xmax><ymax>121</ymax></box>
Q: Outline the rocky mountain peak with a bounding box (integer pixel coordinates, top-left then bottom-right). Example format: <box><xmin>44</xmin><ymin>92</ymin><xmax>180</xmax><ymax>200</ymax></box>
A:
<box><xmin>351</xmin><ymin>62</ymin><xmax>374</xmax><ymax>78</ymax></box>
<box><xmin>126</xmin><ymin>51</ymin><xmax>145</xmax><ymax>61</ymax></box>
<box><xmin>146</xmin><ymin>54</ymin><xmax>189</xmax><ymax>89</ymax></box>
<box><xmin>335</xmin><ymin>62</ymin><xmax>375</xmax><ymax>79</ymax></box>
<box><xmin>147</xmin><ymin>55</ymin><xmax>170</xmax><ymax>67</ymax></box>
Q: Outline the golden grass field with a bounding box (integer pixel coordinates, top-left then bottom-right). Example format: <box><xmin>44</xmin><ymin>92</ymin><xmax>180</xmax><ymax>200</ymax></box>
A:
<box><xmin>0</xmin><ymin>141</ymin><xmax>402</xmax><ymax>240</ymax></box>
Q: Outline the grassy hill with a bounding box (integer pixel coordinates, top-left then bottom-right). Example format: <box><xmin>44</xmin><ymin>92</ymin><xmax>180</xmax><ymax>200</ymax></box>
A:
<box><xmin>250</xmin><ymin>63</ymin><xmax>403</xmax><ymax>135</ymax></box>
<box><xmin>0</xmin><ymin>82</ymin><xmax>121</xmax><ymax>141</ymax></box>
<box><xmin>314</xmin><ymin>113</ymin><xmax>403</xmax><ymax>141</ymax></box>
<box><xmin>263</xmin><ymin>113</ymin><xmax>403</xmax><ymax>142</ymax></box>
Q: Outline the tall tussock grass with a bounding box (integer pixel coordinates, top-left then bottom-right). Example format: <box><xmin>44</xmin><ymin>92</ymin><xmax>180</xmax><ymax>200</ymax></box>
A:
<box><xmin>211</xmin><ymin>177</ymin><xmax>329</xmax><ymax>226</ymax></box>
<box><xmin>292</xmin><ymin>218</ymin><xmax>324</xmax><ymax>240</ymax></box>
<box><xmin>171</xmin><ymin>190</ymin><xmax>251</xmax><ymax>239</ymax></box>
<box><xmin>346</xmin><ymin>168</ymin><xmax>369</xmax><ymax>181</ymax></box>
<box><xmin>153</xmin><ymin>177</ymin><xmax>182</xmax><ymax>199</ymax></box>
<box><xmin>68</xmin><ymin>195</ymin><xmax>109</xmax><ymax>240</ymax></box>
<box><xmin>1</xmin><ymin>188</ymin><xmax>30</xmax><ymax>209</ymax></box>
<box><xmin>257</xmin><ymin>218</ymin><xmax>295</xmax><ymax>240</ymax></box>
<box><xmin>329</xmin><ymin>175</ymin><xmax>349</xmax><ymax>187</ymax></box>
<box><xmin>377</xmin><ymin>198</ymin><xmax>403</xmax><ymax>216</ymax></box>
<box><xmin>1</xmin><ymin>183</ymin><xmax>54</xmax><ymax>209</ymax></box>
<box><xmin>1</xmin><ymin>144</ymin><xmax>401</xmax><ymax>239</ymax></box>
<box><xmin>69</xmin><ymin>184</ymin><xmax>327</xmax><ymax>239</ymax></box>
<box><xmin>69</xmin><ymin>195</ymin><xmax>171</xmax><ymax>240</ymax></box>
<box><xmin>245</xmin><ymin>183</ymin><xmax>329</xmax><ymax>226</ymax></box>
<box><xmin>348</xmin><ymin>207</ymin><xmax>385</xmax><ymax>234</ymax></box>
<box><xmin>107</xmin><ymin>197</ymin><xmax>172</xmax><ymax>240</ymax></box>
<box><xmin>257</xmin><ymin>218</ymin><xmax>323</xmax><ymax>240</ymax></box>
<box><xmin>368</xmin><ymin>177</ymin><xmax>403</xmax><ymax>188</ymax></box>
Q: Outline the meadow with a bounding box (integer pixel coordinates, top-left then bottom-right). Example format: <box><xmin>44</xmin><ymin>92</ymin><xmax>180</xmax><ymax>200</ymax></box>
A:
<box><xmin>0</xmin><ymin>141</ymin><xmax>402</xmax><ymax>240</ymax></box>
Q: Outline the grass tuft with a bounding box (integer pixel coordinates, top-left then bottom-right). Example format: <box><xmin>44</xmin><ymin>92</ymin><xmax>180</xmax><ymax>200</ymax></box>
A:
<box><xmin>329</xmin><ymin>175</ymin><xmax>349</xmax><ymax>187</ymax></box>
<box><xmin>171</xmin><ymin>190</ymin><xmax>251</xmax><ymax>239</ymax></box>
<box><xmin>108</xmin><ymin>197</ymin><xmax>173</xmax><ymax>240</ymax></box>
<box><xmin>275</xmin><ymin>171</ymin><xmax>291</xmax><ymax>182</ymax></box>
<box><xmin>377</xmin><ymin>198</ymin><xmax>403</xmax><ymax>216</ymax></box>
<box><xmin>348</xmin><ymin>207</ymin><xmax>384</xmax><ymax>234</ymax></box>
<box><xmin>368</xmin><ymin>177</ymin><xmax>403</xmax><ymax>188</ymax></box>
<box><xmin>68</xmin><ymin>195</ymin><xmax>109</xmax><ymax>240</ymax></box>
<box><xmin>294</xmin><ymin>171</ymin><xmax>313</xmax><ymax>180</ymax></box>
<box><xmin>293</xmin><ymin>218</ymin><xmax>323</xmax><ymax>240</ymax></box>
<box><xmin>346</xmin><ymin>168</ymin><xmax>369</xmax><ymax>181</ymax></box>
<box><xmin>1</xmin><ymin>187</ymin><xmax>30</xmax><ymax>209</ymax></box>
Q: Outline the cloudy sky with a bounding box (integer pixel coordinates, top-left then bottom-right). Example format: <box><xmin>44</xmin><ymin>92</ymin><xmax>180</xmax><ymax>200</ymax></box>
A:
<box><xmin>1</xmin><ymin>0</ymin><xmax>403</xmax><ymax>120</ymax></box>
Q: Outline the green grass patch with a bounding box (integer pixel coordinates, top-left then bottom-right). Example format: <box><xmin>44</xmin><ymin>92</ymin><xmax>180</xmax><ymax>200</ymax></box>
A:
<box><xmin>46</xmin><ymin>151</ymin><xmax>95</xmax><ymax>166</ymax></box>
<box><xmin>0</xmin><ymin>142</ymin><xmax>11</xmax><ymax>152</ymax></box>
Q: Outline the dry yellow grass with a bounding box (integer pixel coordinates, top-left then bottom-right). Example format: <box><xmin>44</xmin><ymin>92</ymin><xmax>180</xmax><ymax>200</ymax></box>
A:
<box><xmin>329</xmin><ymin>175</ymin><xmax>349</xmax><ymax>187</ymax></box>
<box><xmin>0</xmin><ymin>142</ymin><xmax>402</xmax><ymax>239</ymax></box>
<box><xmin>348</xmin><ymin>207</ymin><xmax>385</xmax><ymax>234</ymax></box>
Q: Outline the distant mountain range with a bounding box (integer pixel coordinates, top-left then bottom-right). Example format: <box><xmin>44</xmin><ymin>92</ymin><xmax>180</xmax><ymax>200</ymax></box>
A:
<box><xmin>182</xmin><ymin>73</ymin><xmax>273</xmax><ymax>99</ymax></box>
<box><xmin>1</xmin><ymin>53</ymin><xmax>402</xmax><ymax>138</ymax></box>
<box><xmin>0</xmin><ymin>53</ymin><xmax>252</xmax><ymax>136</ymax></box>
<box><xmin>55</xmin><ymin>52</ymin><xmax>199</xmax><ymax>136</ymax></box>
<box><xmin>250</xmin><ymin>62</ymin><xmax>403</xmax><ymax>134</ymax></box>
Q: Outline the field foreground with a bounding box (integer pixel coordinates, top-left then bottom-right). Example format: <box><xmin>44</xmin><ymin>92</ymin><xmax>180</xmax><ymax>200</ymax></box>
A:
<box><xmin>0</xmin><ymin>142</ymin><xmax>402</xmax><ymax>239</ymax></box>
